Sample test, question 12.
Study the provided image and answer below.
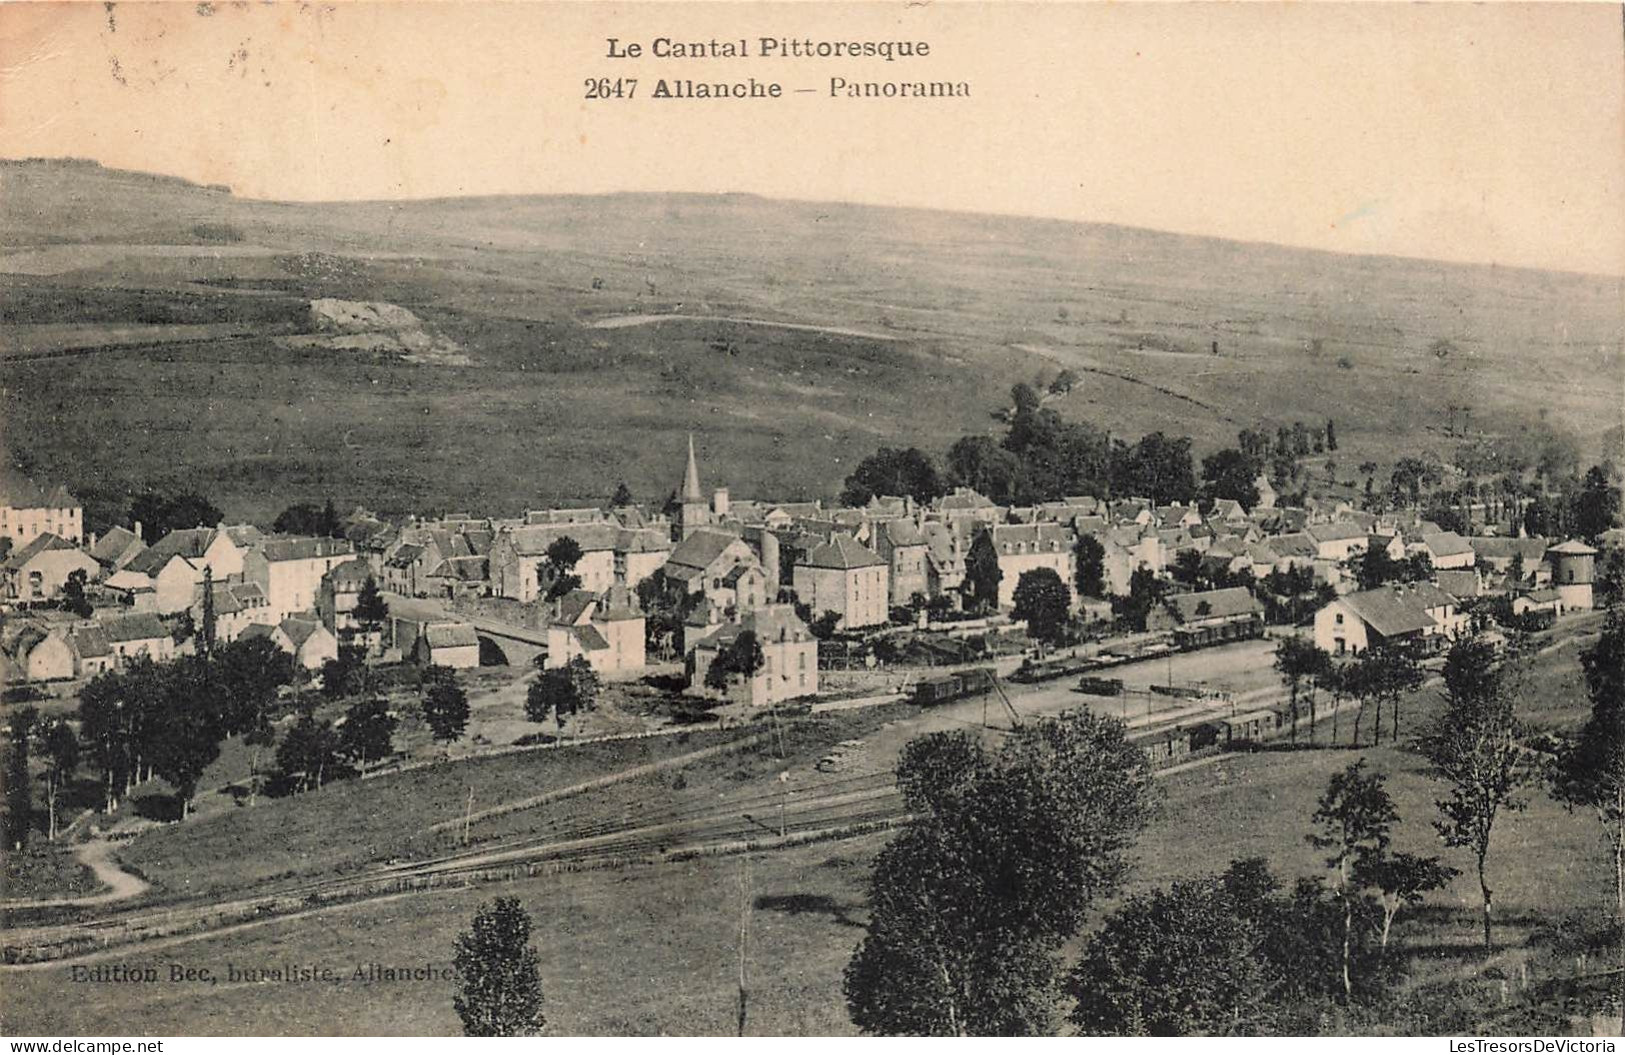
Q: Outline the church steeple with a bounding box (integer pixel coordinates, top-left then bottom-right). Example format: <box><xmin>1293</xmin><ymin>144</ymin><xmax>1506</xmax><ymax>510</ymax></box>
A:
<box><xmin>682</xmin><ymin>433</ymin><xmax>703</xmax><ymax>503</ymax></box>
<box><xmin>676</xmin><ymin>433</ymin><xmax>708</xmax><ymax>540</ymax></box>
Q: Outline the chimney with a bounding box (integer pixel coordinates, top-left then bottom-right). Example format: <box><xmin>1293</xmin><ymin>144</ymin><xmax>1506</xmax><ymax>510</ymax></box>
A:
<box><xmin>88</xmin><ymin>531</ymin><xmax>98</xmax><ymax>550</ymax></box>
<box><xmin>760</xmin><ymin>530</ymin><xmax>780</xmax><ymax>590</ymax></box>
<box><xmin>712</xmin><ymin>487</ymin><xmax>730</xmax><ymax>518</ymax></box>
<box><xmin>133</xmin><ymin>520</ymin><xmax>144</xmax><ymax>543</ymax></box>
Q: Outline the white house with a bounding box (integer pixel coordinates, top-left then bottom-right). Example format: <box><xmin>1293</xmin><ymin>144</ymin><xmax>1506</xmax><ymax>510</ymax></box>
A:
<box><xmin>544</xmin><ymin>586</ymin><xmax>646</xmax><ymax>675</ymax></box>
<box><xmin>243</xmin><ymin>536</ymin><xmax>357</xmax><ymax>622</ymax></box>
<box><xmin>1</xmin><ymin>533</ymin><xmax>100</xmax><ymax>602</ymax></box>
<box><xmin>688</xmin><ymin>604</ymin><xmax>818</xmax><ymax>708</ymax></box>
<box><xmin>793</xmin><ymin>533</ymin><xmax>889</xmax><ymax>630</ymax></box>
<box><xmin>967</xmin><ymin>523</ymin><xmax>1078</xmax><ymax>611</ymax></box>
<box><xmin>1313</xmin><ymin>582</ymin><xmax>1469</xmax><ymax>656</ymax></box>
<box><xmin>0</xmin><ymin>471</ymin><xmax>82</xmax><ymax>546</ymax></box>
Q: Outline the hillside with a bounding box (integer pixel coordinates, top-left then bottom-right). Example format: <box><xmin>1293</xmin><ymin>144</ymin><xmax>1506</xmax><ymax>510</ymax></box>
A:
<box><xmin>2</xmin><ymin>158</ymin><xmax>1619</xmax><ymax>525</ymax></box>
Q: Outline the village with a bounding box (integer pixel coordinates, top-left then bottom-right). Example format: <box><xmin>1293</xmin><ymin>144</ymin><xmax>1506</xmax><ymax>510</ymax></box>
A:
<box><xmin>2</xmin><ymin>416</ymin><xmax>1615</xmax><ymax>743</ymax></box>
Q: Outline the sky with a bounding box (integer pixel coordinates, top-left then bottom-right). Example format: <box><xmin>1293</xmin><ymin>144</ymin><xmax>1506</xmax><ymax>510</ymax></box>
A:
<box><xmin>2</xmin><ymin>1</ymin><xmax>1622</xmax><ymax>275</ymax></box>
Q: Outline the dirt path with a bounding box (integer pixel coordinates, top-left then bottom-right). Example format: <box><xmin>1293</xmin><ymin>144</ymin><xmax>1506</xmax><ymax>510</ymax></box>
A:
<box><xmin>1013</xmin><ymin>342</ymin><xmax>1242</xmax><ymax>424</ymax></box>
<box><xmin>0</xmin><ymin>841</ymin><xmax>148</xmax><ymax>910</ymax></box>
<box><xmin>585</xmin><ymin>313</ymin><xmax>901</xmax><ymax>342</ymax></box>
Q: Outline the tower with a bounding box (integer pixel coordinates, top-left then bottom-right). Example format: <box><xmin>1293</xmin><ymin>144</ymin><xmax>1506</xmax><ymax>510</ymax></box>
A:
<box><xmin>1546</xmin><ymin>539</ymin><xmax>1597</xmax><ymax>611</ymax></box>
<box><xmin>676</xmin><ymin>434</ymin><xmax>709</xmax><ymax>541</ymax></box>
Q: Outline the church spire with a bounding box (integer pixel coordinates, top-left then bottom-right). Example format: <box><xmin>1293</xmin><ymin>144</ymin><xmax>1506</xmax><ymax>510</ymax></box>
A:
<box><xmin>681</xmin><ymin>433</ymin><xmax>703</xmax><ymax>502</ymax></box>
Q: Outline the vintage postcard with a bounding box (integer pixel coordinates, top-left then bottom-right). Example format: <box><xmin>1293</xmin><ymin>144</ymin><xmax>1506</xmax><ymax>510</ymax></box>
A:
<box><xmin>1</xmin><ymin>0</ymin><xmax>1622</xmax><ymax>1041</ymax></box>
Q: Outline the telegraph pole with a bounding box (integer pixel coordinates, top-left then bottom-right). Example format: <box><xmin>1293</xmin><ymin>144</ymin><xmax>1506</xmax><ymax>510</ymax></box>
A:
<box><xmin>737</xmin><ymin>855</ymin><xmax>751</xmax><ymax>1036</ymax></box>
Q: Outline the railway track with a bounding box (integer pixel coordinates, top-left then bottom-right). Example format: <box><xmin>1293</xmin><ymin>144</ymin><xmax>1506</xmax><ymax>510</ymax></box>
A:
<box><xmin>0</xmin><ymin>768</ymin><xmax>909</xmax><ymax>964</ymax></box>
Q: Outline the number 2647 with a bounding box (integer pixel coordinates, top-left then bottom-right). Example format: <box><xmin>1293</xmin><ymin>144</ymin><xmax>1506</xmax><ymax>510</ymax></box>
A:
<box><xmin>585</xmin><ymin>78</ymin><xmax>637</xmax><ymax>99</ymax></box>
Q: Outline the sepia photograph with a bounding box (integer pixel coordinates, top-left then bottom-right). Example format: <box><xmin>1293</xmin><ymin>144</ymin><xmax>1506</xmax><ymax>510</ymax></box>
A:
<box><xmin>0</xmin><ymin>0</ymin><xmax>1621</xmax><ymax>1040</ymax></box>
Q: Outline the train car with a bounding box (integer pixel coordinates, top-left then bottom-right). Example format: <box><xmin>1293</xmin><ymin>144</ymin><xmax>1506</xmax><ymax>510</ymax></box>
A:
<box><xmin>911</xmin><ymin>667</ymin><xmax>998</xmax><ymax>706</ymax></box>
<box><xmin>956</xmin><ymin>667</ymin><xmax>998</xmax><ymax>697</ymax></box>
<box><xmin>1138</xmin><ymin>727</ymin><xmax>1194</xmax><ymax>765</ymax></box>
<box><xmin>1173</xmin><ymin>614</ymin><xmax>1266</xmax><ymax>652</ymax></box>
<box><xmin>1218</xmin><ymin>707</ymin><xmax>1283</xmax><ymax>744</ymax></box>
<box><xmin>913</xmin><ymin>674</ymin><xmax>963</xmax><ymax>706</ymax></box>
<box><xmin>1076</xmin><ymin>676</ymin><xmax>1125</xmax><ymax>696</ymax></box>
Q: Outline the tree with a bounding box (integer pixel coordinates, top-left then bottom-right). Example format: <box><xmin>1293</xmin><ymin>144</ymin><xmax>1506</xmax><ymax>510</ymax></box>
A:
<box><xmin>1507</xmin><ymin>551</ymin><xmax>1528</xmax><ymax>589</ymax></box>
<box><xmin>1551</xmin><ymin>607</ymin><xmax>1625</xmax><ymax>916</ymax></box>
<box><xmin>1171</xmin><ymin>549</ymin><xmax>1205</xmax><ymax>589</ymax></box>
<box><xmin>78</xmin><ymin>671</ymin><xmax>129</xmax><ymax>813</ymax></box>
<box><xmin>421</xmin><ymin>667</ymin><xmax>470</xmax><ymax>753</ymax></box>
<box><xmin>841</xmin><ymin>447</ymin><xmax>946</xmax><ymax>506</ymax></box>
<box><xmin>271</xmin><ymin>499</ymin><xmax>344</xmax><ymax>537</ymax></box>
<box><xmin>1074</xmin><ymin>534</ymin><xmax>1106</xmax><ymax>599</ymax></box>
<box><xmin>1356</xmin><ymin>851</ymin><xmax>1457</xmax><ymax>951</ymax></box>
<box><xmin>1112</xmin><ymin>432</ymin><xmax>1197</xmax><ymax>506</ymax></box>
<box><xmin>338</xmin><ymin>698</ymin><xmax>397</xmax><ymax>767</ymax></box>
<box><xmin>1326</xmin><ymin>419</ymin><xmax>1338</xmax><ymax>452</ymax></box>
<box><xmin>1068</xmin><ymin>873</ymin><xmax>1276</xmax><ymax>1035</ymax></box>
<box><xmin>1011</xmin><ymin>567</ymin><xmax>1072</xmax><ymax>646</ymax></box>
<box><xmin>199</xmin><ymin>566</ymin><xmax>217</xmax><ymax>657</ymax></box>
<box><xmin>36</xmin><ymin>717</ymin><xmax>78</xmax><ymax>842</ymax></box>
<box><xmin>354</xmin><ymin>575</ymin><xmax>389</xmax><ymax>639</ymax></box>
<box><xmin>845</xmin><ymin>713</ymin><xmax>1155</xmax><ymax>1035</ymax></box>
<box><xmin>1049</xmin><ymin>369</ymin><xmax>1079</xmax><ymax>396</ymax></box>
<box><xmin>527</xmin><ymin>657</ymin><xmax>601</xmax><ymax>728</ymax></box>
<box><xmin>809</xmin><ymin>610</ymin><xmax>842</xmax><ymax>641</ymax></box>
<box><xmin>1417</xmin><ymin>638</ymin><xmax>1539</xmax><ymax>948</ymax></box>
<box><xmin>703</xmin><ymin>630</ymin><xmax>766</xmax><ymax>694</ymax></box>
<box><xmin>130</xmin><ymin>491</ymin><xmax>222</xmax><ymax>543</ymax></box>
<box><xmin>540</xmin><ymin>535</ymin><xmax>584</xmax><ymax>601</ymax></box>
<box><xmin>6</xmin><ymin>707</ymin><xmax>37</xmax><ymax>850</ymax></box>
<box><xmin>1274</xmin><ymin>636</ymin><xmax>1325</xmax><ymax>744</ymax></box>
<box><xmin>1308</xmin><ymin>760</ymin><xmax>1398</xmax><ymax>999</ymax></box>
<box><xmin>1599</xmin><ymin>548</ymin><xmax>1625</xmax><ymax>607</ymax></box>
<box><xmin>963</xmin><ymin>541</ymin><xmax>1002</xmax><ymax>614</ymax></box>
<box><xmin>946</xmin><ymin>435</ymin><xmax>1023</xmax><ymax>506</ymax></box>
<box><xmin>214</xmin><ymin>635</ymin><xmax>294</xmax><ymax>803</ymax></box>
<box><xmin>1113</xmin><ymin>567</ymin><xmax>1163</xmax><ymax>633</ymax></box>
<box><xmin>320</xmin><ymin>645</ymin><xmax>376</xmax><ymax>701</ymax></box>
<box><xmin>610</xmin><ymin>481</ymin><xmax>634</xmax><ymax>507</ymax></box>
<box><xmin>1200</xmin><ymin>448</ymin><xmax>1261</xmax><ymax>509</ymax></box>
<box><xmin>452</xmin><ymin>897</ymin><xmax>546</xmax><ymax>1036</ymax></box>
<box><xmin>1573</xmin><ymin>464</ymin><xmax>1622</xmax><ymax>541</ymax></box>
<box><xmin>149</xmin><ymin>657</ymin><xmax>224</xmax><ymax>818</ymax></box>
<box><xmin>1350</xmin><ymin>645</ymin><xmax>1423</xmax><ymax>746</ymax></box>
<box><xmin>321</xmin><ymin>498</ymin><xmax>342</xmax><ymax>538</ymax></box>
<box><xmin>1356</xmin><ymin>546</ymin><xmax>1399</xmax><ymax>591</ymax></box>
<box><xmin>60</xmin><ymin>568</ymin><xmax>93</xmax><ymax>618</ymax></box>
<box><xmin>1318</xmin><ymin>662</ymin><xmax>1349</xmax><ymax>747</ymax></box>
<box><xmin>275</xmin><ymin>706</ymin><xmax>343</xmax><ymax>792</ymax></box>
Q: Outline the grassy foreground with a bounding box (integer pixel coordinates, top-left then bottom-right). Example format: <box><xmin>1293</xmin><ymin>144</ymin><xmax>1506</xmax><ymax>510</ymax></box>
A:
<box><xmin>0</xmin><ymin>630</ymin><xmax>1611</xmax><ymax>1035</ymax></box>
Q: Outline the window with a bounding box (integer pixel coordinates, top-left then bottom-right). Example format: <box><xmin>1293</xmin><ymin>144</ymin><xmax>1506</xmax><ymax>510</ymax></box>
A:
<box><xmin>1334</xmin><ymin>613</ymin><xmax>1344</xmax><ymax>625</ymax></box>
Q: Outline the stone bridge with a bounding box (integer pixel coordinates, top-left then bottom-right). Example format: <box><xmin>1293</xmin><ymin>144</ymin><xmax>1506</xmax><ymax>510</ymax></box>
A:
<box><xmin>469</xmin><ymin>619</ymin><xmax>547</xmax><ymax>668</ymax></box>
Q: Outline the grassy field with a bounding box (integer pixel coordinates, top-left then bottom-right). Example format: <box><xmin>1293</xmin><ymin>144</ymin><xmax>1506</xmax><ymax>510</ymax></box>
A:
<box><xmin>78</xmin><ymin>700</ymin><xmax>916</xmax><ymax>907</ymax></box>
<box><xmin>1</xmin><ymin>630</ymin><xmax>1611</xmax><ymax>1036</ymax></box>
<box><xmin>108</xmin><ymin>725</ymin><xmax>752</xmax><ymax>902</ymax></box>
<box><xmin>2</xmin><ymin>159</ymin><xmax>1619</xmax><ymax>527</ymax></box>
<box><xmin>1</xmin><ymin>844</ymin><xmax>98</xmax><ymax>903</ymax></box>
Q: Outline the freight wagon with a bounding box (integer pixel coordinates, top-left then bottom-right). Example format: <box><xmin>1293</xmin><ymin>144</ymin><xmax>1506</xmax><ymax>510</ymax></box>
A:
<box><xmin>911</xmin><ymin>666</ymin><xmax>998</xmax><ymax>706</ymax></box>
